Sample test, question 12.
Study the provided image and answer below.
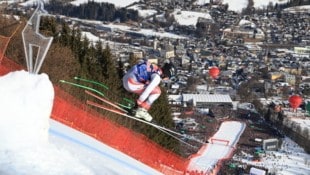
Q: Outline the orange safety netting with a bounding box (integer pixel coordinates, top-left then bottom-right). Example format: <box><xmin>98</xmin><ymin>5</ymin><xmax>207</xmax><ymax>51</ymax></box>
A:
<box><xmin>0</xmin><ymin>57</ymin><xmax>203</xmax><ymax>175</ymax></box>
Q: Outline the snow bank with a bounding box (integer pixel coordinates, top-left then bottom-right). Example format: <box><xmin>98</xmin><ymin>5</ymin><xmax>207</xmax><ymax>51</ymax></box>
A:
<box><xmin>0</xmin><ymin>70</ymin><xmax>94</xmax><ymax>175</ymax></box>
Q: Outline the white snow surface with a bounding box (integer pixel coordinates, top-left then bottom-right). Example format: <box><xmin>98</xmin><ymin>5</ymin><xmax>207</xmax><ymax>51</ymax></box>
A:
<box><xmin>172</xmin><ymin>10</ymin><xmax>212</xmax><ymax>27</ymax></box>
<box><xmin>188</xmin><ymin>121</ymin><xmax>246</xmax><ymax>172</ymax></box>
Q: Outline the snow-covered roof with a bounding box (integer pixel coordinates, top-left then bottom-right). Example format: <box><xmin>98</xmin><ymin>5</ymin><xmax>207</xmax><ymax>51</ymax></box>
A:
<box><xmin>239</xmin><ymin>19</ymin><xmax>256</xmax><ymax>28</ymax></box>
<box><xmin>127</xmin><ymin>5</ymin><xmax>157</xmax><ymax>18</ymax></box>
<box><xmin>182</xmin><ymin>94</ymin><xmax>232</xmax><ymax>104</ymax></box>
<box><xmin>283</xmin><ymin>5</ymin><xmax>310</xmax><ymax>13</ymax></box>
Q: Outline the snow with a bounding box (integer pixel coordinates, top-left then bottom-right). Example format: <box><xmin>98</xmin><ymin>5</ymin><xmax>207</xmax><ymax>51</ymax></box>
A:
<box><xmin>194</xmin><ymin>0</ymin><xmax>211</xmax><ymax>6</ymax></box>
<box><xmin>283</xmin><ymin>5</ymin><xmax>310</xmax><ymax>13</ymax></box>
<box><xmin>128</xmin><ymin>5</ymin><xmax>157</xmax><ymax>18</ymax></box>
<box><xmin>19</xmin><ymin>0</ymin><xmax>49</xmax><ymax>6</ymax></box>
<box><xmin>81</xmin><ymin>31</ymin><xmax>100</xmax><ymax>43</ymax></box>
<box><xmin>0</xmin><ymin>70</ymin><xmax>162</xmax><ymax>175</ymax></box>
<box><xmin>188</xmin><ymin>121</ymin><xmax>246</xmax><ymax>172</ymax></box>
<box><xmin>49</xmin><ymin>119</ymin><xmax>163</xmax><ymax>175</ymax></box>
<box><xmin>172</xmin><ymin>9</ymin><xmax>212</xmax><ymax>27</ymax></box>
<box><xmin>222</xmin><ymin>0</ymin><xmax>248</xmax><ymax>12</ymax></box>
<box><xmin>77</xmin><ymin>22</ymin><xmax>187</xmax><ymax>40</ymax></box>
<box><xmin>253</xmin><ymin>0</ymin><xmax>290</xmax><ymax>9</ymax></box>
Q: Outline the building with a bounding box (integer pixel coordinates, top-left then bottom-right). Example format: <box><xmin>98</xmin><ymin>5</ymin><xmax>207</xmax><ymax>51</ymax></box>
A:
<box><xmin>182</xmin><ymin>94</ymin><xmax>233</xmax><ymax>108</ymax></box>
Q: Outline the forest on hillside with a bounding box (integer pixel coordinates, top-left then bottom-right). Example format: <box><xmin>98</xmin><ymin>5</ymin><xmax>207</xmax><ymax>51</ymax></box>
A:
<box><xmin>44</xmin><ymin>0</ymin><xmax>140</xmax><ymax>23</ymax></box>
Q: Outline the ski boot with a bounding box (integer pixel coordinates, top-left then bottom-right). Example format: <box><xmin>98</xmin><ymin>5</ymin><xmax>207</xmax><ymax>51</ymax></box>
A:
<box><xmin>134</xmin><ymin>107</ymin><xmax>153</xmax><ymax>122</ymax></box>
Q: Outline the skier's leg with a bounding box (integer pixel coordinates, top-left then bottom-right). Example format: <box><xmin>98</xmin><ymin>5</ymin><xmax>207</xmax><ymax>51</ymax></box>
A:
<box><xmin>137</xmin><ymin>74</ymin><xmax>161</xmax><ymax>105</ymax></box>
<box><xmin>123</xmin><ymin>77</ymin><xmax>144</xmax><ymax>114</ymax></box>
<box><xmin>138</xmin><ymin>86</ymin><xmax>161</xmax><ymax>110</ymax></box>
<box><xmin>135</xmin><ymin>76</ymin><xmax>161</xmax><ymax>122</ymax></box>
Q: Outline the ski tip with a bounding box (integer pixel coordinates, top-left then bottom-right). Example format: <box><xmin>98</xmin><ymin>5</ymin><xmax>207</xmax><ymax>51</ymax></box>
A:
<box><xmin>74</xmin><ymin>76</ymin><xmax>78</xmax><ymax>80</ymax></box>
<box><xmin>59</xmin><ymin>80</ymin><xmax>65</xmax><ymax>83</ymax></box>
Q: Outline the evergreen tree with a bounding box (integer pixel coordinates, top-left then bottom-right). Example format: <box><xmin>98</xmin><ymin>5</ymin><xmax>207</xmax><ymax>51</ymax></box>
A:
<box><xmin>72</xmin><ymin>29</ymin><xmax>83</xmax><ymax>59</ymax></box>
<box><xmin>78</xmin><ymin>34</ymin><xmax>90</xmax><ymax>64</ymax></box>
<box><xmin>39</xmin><ymin>17</ymin><xmax>57</xmax><ymax>37</ymax></box>
<box><xmin>59</xmin><ymin>22</ymin><xmax>71</xmax><ymax>46</ymax></box>
<box><xmin>102</xmin><ymin>44</ymin><xmax>120</xmax><ymax>89</ymax></box>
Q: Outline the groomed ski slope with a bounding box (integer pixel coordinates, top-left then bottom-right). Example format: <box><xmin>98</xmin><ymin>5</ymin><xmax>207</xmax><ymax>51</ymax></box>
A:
<box><xmin>49</xmin><ymin>119</ymin><xmax>163</xmax><ymax>175</ymax></box>
<box><xmin>187</xmin><ymin>121</ymin><xmax>246</xmax><ymax>173</ymax></box>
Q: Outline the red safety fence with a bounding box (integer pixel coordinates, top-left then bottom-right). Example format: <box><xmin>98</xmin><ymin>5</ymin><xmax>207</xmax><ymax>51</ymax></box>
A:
<box><xmin>210</xmin><ymin>138</ymin><xmax>230</xmax><ymax>146</ymax></box>
<box><xmin>0</xmin><ymin>57</ymin><xmax>215</xmax><ymax>175</ymax></box>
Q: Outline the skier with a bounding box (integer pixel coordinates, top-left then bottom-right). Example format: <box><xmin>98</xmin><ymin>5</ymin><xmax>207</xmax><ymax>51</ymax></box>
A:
<box><xmin>122</xmin><ymin>59</ymin><xmax>176</xmax><ymax>122</ymax></box>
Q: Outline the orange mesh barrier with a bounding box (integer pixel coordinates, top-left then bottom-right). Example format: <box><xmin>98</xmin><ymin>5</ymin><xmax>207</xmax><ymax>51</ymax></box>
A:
<box><xmin>210</xmin><ymin>138</ymin><xmax>230</xmax><ymax>146</ymax></box>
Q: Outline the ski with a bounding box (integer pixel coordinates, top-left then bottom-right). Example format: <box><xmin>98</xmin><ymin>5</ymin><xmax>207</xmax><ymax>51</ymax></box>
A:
<box><xmin>60</xmin><ymin>78</ymin><xmax>133</xmax><ymax>110</ymax></box>
<box><xmin>85</xmin><ymin>90</ymin><xmax>128</xmax><ymax>113</ymax></box>
<box><xmin>74</xmin><ymin>77</ymin><xmax>109</xmax><ymax>90</ymax></box>
<box><xmin>60</xmin><ymin>80</ymin><xmax>105</xmax><ymax>97</ymax></box>
<box><xmin>74</xmin><ymin>77</ymin><xmax>135</xmax><ymax>106</ymax></box>
<box><xmin>85</xmin><ymin>92</ymin><xmax>207</xmax><ymax>145</ymax></box>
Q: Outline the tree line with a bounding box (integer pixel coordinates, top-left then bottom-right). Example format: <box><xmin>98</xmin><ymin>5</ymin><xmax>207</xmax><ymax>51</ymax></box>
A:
<box><xmin>44</xmin><ymin>0</ymin><xmax>140</xmax><ymax>23</ymax></box>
